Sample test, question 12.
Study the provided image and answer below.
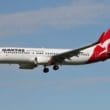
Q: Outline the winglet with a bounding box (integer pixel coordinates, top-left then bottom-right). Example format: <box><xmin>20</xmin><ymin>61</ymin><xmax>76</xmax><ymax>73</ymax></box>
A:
<box><xmin>98</xmin><ymin>29</ymin><xmax>110</xmax><ymax>43</ymax></box>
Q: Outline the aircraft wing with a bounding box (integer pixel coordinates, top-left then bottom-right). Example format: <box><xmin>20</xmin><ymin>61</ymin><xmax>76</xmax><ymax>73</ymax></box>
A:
<box><xmin>49</xmin><ymin>42</ymin><xmax>98</xmax><ymax>64</ymax></box>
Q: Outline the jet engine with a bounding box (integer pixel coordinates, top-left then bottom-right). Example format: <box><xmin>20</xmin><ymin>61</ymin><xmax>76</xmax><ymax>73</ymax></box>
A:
<box><xmin>19</xmin><ymin>57</ymin><xmax>38</xmax><ymax>69</ymax></box>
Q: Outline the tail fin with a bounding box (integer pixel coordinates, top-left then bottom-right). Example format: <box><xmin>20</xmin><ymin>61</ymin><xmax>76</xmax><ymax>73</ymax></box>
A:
<box><xmin>98</xmin><ymin>29</ymin><xmax>110</xmax><ymax>43</ymax></box>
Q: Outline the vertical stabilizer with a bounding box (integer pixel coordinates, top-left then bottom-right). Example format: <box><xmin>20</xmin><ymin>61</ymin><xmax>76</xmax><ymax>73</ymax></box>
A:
<box><xmin>98</xmin><ymin>29</ymin><xmax>110</xmax><ymax>43</ymax></box>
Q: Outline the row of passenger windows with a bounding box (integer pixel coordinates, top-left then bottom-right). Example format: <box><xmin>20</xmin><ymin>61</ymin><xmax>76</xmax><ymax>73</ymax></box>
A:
<box><xmin>2</xmin><ymin>51</ymin><xmax>57</xmax><ymax>55</ymax></box>
<box><xmin>3</xmin><ymin>51</ymin><xmax>24</xmax><ymax>54</ymax></box>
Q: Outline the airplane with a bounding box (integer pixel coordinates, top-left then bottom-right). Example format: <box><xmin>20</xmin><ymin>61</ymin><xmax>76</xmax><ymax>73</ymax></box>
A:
<box><xmin>0</xmin><ymin>29</ymin><xmax>110</xmax><ymax>73</ymax></box>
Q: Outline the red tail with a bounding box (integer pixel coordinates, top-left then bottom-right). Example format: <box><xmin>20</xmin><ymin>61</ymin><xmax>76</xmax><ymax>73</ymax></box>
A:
<box><xmin>89</xmin><ymin>29</ymin><xmax>110</xmax><ymax>63</ymax></box>
<box><xmin>98</xmin><ymin>29</ymin><xmax>110</xmax><ymax>43</ymax></box>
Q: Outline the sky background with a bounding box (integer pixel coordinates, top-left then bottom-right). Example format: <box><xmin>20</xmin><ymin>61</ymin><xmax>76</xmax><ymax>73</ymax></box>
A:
<box><xmin>0</xmin><ymin>0</ymin><xmax>110</xmax><ymax>110</ymax></box>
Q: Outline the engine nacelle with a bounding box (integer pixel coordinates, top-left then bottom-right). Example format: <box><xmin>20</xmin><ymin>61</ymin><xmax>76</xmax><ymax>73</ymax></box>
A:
<box><xmin>19</xmin><ymin>64</ymin><xmax>37</xmax><ymax>69</ymax></box>
<box><xmin>19</xmin><ymin>57</ymin><xmax>38</xmax><ymax>69</ymax></box>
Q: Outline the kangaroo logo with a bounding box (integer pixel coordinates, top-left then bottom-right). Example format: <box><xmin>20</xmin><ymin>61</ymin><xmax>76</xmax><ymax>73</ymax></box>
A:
<box><xmin>89</xmin><ymin>33</ymin><xmax>110</xmax><ymax>62</ymax></box>
<box><xmin>98</xmin><ymin>39</ymin><xmax>110</xmax><ymax>56</ymax></box>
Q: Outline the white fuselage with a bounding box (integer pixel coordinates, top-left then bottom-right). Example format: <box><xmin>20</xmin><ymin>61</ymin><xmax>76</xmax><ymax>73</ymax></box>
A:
<box><xmin>0</xmin><ymin>47</ymin><xmax>95</xmax><ymax>66</ymax></box>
